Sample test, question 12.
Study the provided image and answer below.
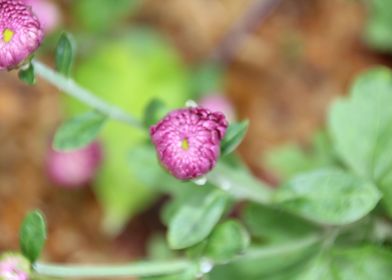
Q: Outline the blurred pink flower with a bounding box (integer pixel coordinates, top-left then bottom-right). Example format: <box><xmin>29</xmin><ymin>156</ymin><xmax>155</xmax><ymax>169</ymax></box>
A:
<box><xmin>0</xmin><ymin>253</ymin><xmax>30</xmax><ymax>280</ymax></box>
<box><xmin>150</xmin><ymin>107</ymin><xmax>228</xmax><ymax>180</ymax></box>
<box><xmin>46</xmin><ymin>141</ymin><xmax>103</xmax><ymax>189</ymax></box>
<box><xmin>0</xmin><ymin>0</ymin><xmax>44</xmax><ymax>70</ymax></box>
<box><xmin>24</xmin><ymin>0</ymin><xmax>60</xmax><ymax>33</ymax></box>
<box><xmin>199</xmin><ymin>94</ymin><xmax>236</xmax><ymax>122</ymax></box>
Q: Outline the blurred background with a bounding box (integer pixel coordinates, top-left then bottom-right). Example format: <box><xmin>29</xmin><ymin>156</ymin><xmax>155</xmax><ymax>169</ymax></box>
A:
<box><xmin>0</xmin><ymin>0</ymin><xmax>391</xmax><ymax>265</ymax></box>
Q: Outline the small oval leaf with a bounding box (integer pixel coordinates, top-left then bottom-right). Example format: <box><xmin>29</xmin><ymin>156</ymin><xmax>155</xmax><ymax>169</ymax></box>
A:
<box><xmin>205</xmin><ymin>219</ymin><xmax>250</xmax><ymax>262</ymax></box>
<box><xmin>221</xmin><ymin>120</ymin><xmax>249</xmax><ymax>156</ymax></box>
<box><xmin>53</xmin><ymin>111</ymin><xmax>107</xmax><ymax>151</ymax></box>
<box><xmin>168</xmin><ymin>190</ymin><xmax>229</xmax><ymax>250</ymax></box>
<box><xmin>143</xmin><ymin>99</ymin><xmax>168</xmax><ymax>128</ymax></box>
<box><xmin>19</xmin><ymin>210</ymin><xmax>47</xmax><ymax>263</ymax></box>
<box><xmin>55</xmin><ymin>32</ymin><xmax>74</xmax><ymax>76</ymax></box>
<box><xmin>18</xmin><ymin>63</ymin><xmax>36</xmax><ymax>85</ymax></box>
<box><xmin>274</xmin><ymin>168</ymin><xmax>381</xmax><ymax>225</ymax></box>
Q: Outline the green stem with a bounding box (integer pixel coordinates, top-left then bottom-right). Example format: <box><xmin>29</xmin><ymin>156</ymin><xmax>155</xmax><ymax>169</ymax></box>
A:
<box><xmin>32</xmin><ymin>60</ymin><xmax>143</xmax><ymax>129</ymax></box>
<box><xmin>34</xmin><ymin>259</ymin><xmax>192</xmax><ymax>278</ymax></box>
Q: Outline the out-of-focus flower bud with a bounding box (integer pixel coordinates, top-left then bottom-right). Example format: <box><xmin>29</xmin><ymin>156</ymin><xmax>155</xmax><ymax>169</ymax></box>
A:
<box><xmin>46</xmin><ymin>141</ymin><xmax>102</xmax><ymax>189</ymax></box>
<box><xmin>199</xmin><ymin>94</ymin><xmax>236</xmax><ymax>122</ymax></box>
<box><xmin>0</xmin><ymin>252</ymin><xmax>30</xmax><ymax>280</ymax></box>
<box><xmin>24</xmin><ymin>0</ymin><xmax>61</xmax><ymax>33</ymax></box>
<box><xmin>150</xmin><ymin>107</ymin><xmax>228</xmax><ymax>180</ymax></box>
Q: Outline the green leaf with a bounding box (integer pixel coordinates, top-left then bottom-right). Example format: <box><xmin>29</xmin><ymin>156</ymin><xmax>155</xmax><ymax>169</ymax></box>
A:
<box><xmin>242</xmin><ymin>203</ymin><xmax>318</xmax><ymax>242</ymax></box>
<box><xmin>221</xmin><ymin>120</ymin><xmax>249</xmax><ymax>156</ymax></box>
<box><xmin>204</xmin><ymin>220</ymin><xmax>250</xmax><ymax>262</ymax></box>
<box><xmin>168</xmin><ymin>190</ymin><xmax>229</xmax><ymax>249</ymax></box>
<box><xmin>275</xmin><ymin>168</ymin><xmax>381</xmax><ymax>225</ymax></box>
<box><xmin>332</xmin><ymin>246</ymin><xmax>392</xmax><ymax>280</ymax></box>
<box><xmin>210</xmin><ymin>235</ymin><xmax>320</xmax><ymax>280</ymax></box>
<box><xmin>18</xmin><ymin>63</ymin><xmax>36</xmax><ymax>85</ymax></box>
<box><xmin>55</xmin><ymin>32</ymin><xmax>74</xmax><ymax>76</ymax></box>
<box><xmin>364</xmin><ymin>0</ymin><xmax>392</xmax><ymax>52</ymax></box>
<box><xmin>143</xmin><ymin>99</ymin><xmax>168</xmax><ymax>128</ymax></box>
<box><xmin>19</xmin><ymin>210</ymin><xmax>47</xmax><ymax>263</ymax></box>
<box><xmin>53</xmin><ymin>111</ymin><xmax>107</xmax><ymax>151</ymax></box>
<box><xmin>292</xmin><ymin>254</ymin><xmax>336</xmax><ymax>280</ymax></box>
<box><xmin>264</xmin><ymin>131</ymin><xmax>335</xmax><ymax>180</ymax></box>
<box><xmin>328</xmin><ymin>67</ymin><xmax>392</xmax><ymax>214</ymax></box>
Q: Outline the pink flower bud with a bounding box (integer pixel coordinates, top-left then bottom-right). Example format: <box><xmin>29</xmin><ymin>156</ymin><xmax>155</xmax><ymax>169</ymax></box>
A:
<box><xmin>199</xmin><ymin>94</ymin><xmax>236</xmax><ymax>122</ymax></box>
<box><xmin>0</xmin><ymin>253</ymin><xmax>30</xmax><ymax>280</ymax></box>
<box><xmin>46</xmin><ymin>142</ymin><xmax>102</xmax><ymax>189</ymax></box>
<box><xmin>150</xmin><ymin>107</ymin><xmax>228</xmax><ymax>180</ymax></box>
<box><xmin>24</xmin><ymin>0</ymin><xmax>60</xmax><ymax>33</ymax></box>
<box><xmin>0</xmin><ymin>0</ymin><xmax>44</xmax><ymax>70</ymax></box>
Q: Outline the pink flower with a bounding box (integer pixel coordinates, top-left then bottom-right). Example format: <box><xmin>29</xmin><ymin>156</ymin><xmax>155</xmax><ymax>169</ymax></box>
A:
<box><xmin>150</xmin><ymin>107</ymin><xmax>228</xmax><ymax>180</ymax></box>
<box><xmin>0</xmin><ymin>0</ymin><xmax>44</xmax><ymax>70</ymax></box>
<box><xmin>0</xmin><ymin>253</ymin><xmax>30</xmax><ymax>280</ymax></box>
<box><xmin>199</xmin><ymin>94</ymin><xmax>236</xmax><ymax>122</ymax></box>
<box><xmin>46</xmin><ymin>142</ymin><xmax>103</xmax><ymax>188</ymax></box>
<box><xmin>24</xmin><ymin>0</ymin><xmax>60</xmax><ymax>33</ymax></box>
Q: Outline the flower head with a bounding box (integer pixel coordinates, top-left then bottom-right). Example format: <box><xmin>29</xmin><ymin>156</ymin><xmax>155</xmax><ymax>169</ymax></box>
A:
<box><xmin>0</xmin><ymin>0</ymin><xmax>44</xmax><ymax>70</ymax></box>
<box><xmin>0</xmin><ymin>252</ymin><xmax>30</xmax><ymax>280</ymax></box>
<box><xmin>150</xmin><ymin>107</ymin><xmax>228</xmax><ymax>180</ymax></box>
<box><xmin>46</xmin><ymin>141</ymin><xmax>102</xmax><ymax>188</ymax></box>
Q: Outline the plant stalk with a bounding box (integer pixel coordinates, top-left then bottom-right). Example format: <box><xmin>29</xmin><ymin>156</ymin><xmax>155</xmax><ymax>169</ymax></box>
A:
<box><xmin>32</xmin><ymin>60</ymin><xmax>143</xmax><ymax>129</ymax></box>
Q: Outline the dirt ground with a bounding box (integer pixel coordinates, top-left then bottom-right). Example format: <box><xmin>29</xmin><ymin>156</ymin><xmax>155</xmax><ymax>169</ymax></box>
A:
<box><xmin>0</xmin><ymin>0</ymin><xmax>389</xmax><ymax>263</ymax></box>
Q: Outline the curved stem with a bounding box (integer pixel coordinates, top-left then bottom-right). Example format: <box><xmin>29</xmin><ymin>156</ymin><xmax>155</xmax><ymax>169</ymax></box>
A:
<box><xmin>34</xmin><ymin>259</ymin><xmax>192</xmax><ymax>278</ymax></box>
<box><xmin>32</xmin><ymin>60</ymin><xmax>143</xmax><ymax>129</ymax></box>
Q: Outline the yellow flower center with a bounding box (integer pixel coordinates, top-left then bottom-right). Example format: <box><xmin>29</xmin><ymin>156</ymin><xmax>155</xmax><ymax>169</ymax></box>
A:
<box><xmin>181</xmin><ymin>138</ymin><xmax>190</xmax><ymax>150</ymax></box>
<box><xmin>2</xmin><ymin>28</ymin><xmax>14</xmax><ymax>43</ymax></box>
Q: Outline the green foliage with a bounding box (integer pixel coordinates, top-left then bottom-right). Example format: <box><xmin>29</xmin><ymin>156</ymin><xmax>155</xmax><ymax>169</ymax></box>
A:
<box><xmin>364</xmin><ymin>0</ymin><xmax>392</xmax><ymax>52</ymax></box>
<box><xmin>19</xmin><ymin>211</ymin><xmax>47</xmax><ymax>263</ymax></box>
<box><xmin>55</xmin><ymin>33</ymin><xmax>74</xmax><ymax>77</ymax></box>
<box><xmin>168</xmin><ymin>189</ymin><xmax>229</xmax><ymax>249</ymax></box>
<box><xmin>18</xmin><ymin>63</ymin><xmax>36</xmax><ymax>85</ymax></box>
<box><xmin>204</xmin><ymin>220</ymin><xmax>250</xmax><ymax>262</ymax></box>
<box><xmin>264</xmin><ymin>131</ymin><xmax>335</xmax><ymax>180</ymax></box>
<box><xmin>328</xmin><ymin>68</ymin><xmax>392</xmax><ymax>215</ymax></box>
<box><xmin>275</xmin><ymin>168</ymin><xmax>380</xmax><ymax>225</ymax></box>
<box><xmin>221</xmin><ymin>120</ymin><xmax>249</xmax><ymax>156</ymax></box>
<box><xmin>66</xmin><ymin>31</ymin><xmax>189</xmax><ymax>234</ymax></box>
<box><xmin>72</xmin><ymin>0</ymin><xmax>141</xmax><ymax>33</ymax></box>
<box><xmin>144</xmin><ymin>99</ymin><xmax>169</xmax><ymax>128</ymax></box>
<box><xmin>53</xmin><ymin>111</ymin><xmax>106</xmax><ymax>151</ymax></box>
<box><xmin>242</xmin><ymin>203</ymin><xmax>318</xmax><ymax>243</ymax></box>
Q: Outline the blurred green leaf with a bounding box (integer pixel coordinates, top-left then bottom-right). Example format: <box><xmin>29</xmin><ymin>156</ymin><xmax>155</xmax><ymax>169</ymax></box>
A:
<box><xmin>144</xmin><ymin>99</ymin><xmax>168</xmax><ymax>128</ymax></box>
<box><xmin>18</xmin><ymin>63</ymin><xmax>36</xmax><ymax>85</ymax></box>
<box><xmin>275</xmin><ymin>168</ymin><xmax>380</xmax><ymax>225</ymax></box>
<box><xmin>242</xmin><ymin>203</ymin><xmax>318</xmax><ymax>243</ymax></box>
<box><xmin>221</xmin><ymin>120</ymin><xmax>249</xmax><ymax>156</ymax></box>
<box><xmin>210</xmin><ymin>235</ymin><xmax>320</xmax><ymax>280</ymax></box>
<box><xmin>73</xmin><ymin>0</ymin><xmax>141</xmax><ymax>32</ymax></box>
<box><xmin>191</xmin><ymin>62</ymin><xmax>224</xmax><ymax>98</ymax></box>
<box><xmin>19</xmin><ymin>210</ymin><xmax>47</xmax><ymax>263</ymax></box>
<box><xmin>204</xmin><ymin>220</ymin><xmax>250</xmax><ymax>262</ymax></box>
<box><xmin>55</xmin><ymin>32</ymin><xmax>74</xmax><ymax>76</ymax></box>
<box><xmin>332</xmin><ymin>246</ymin><xmax>392</xmax><ymax>279</ymax></box>
<box><xmin>328</xmin><ymin>67</ymin><xmax>392</xmax><ymax>215</ymax></box>
<box><xmin>68</xmin><ymin>32</ymin><xmax>189</xmax><ymax>233</ymax></box>
<box><xmin>147</xmin><ymin>234</ymin><xmax>176</xmax><ymax>260</ymax></box>
<box><xmin>264</xmin><ymin>131</ymin><xmax>335</xmax><ymax>180</ymax></box>
<box><xmin>364</xmin><ymin>0</ymin><xmax>392</xmax><ymax>52</ymax></box>
<box><xmin>168</xmin><ymin>190</ymin><xmax>229</xmax><ymax>249</ymax></box>
<box><xmin>53</xmin><ymin>111</ymin><xmax>106</xmax><ymax>151</ymax></box>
